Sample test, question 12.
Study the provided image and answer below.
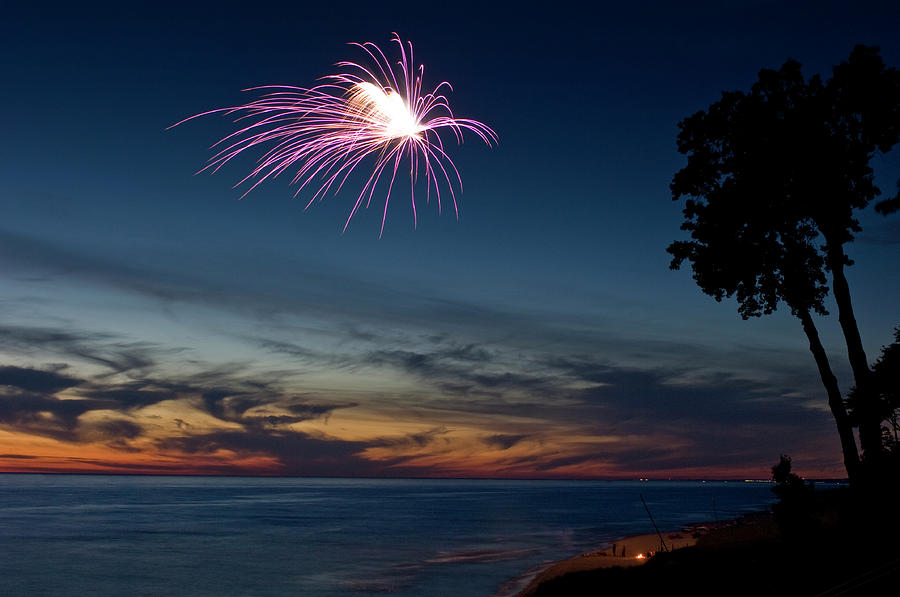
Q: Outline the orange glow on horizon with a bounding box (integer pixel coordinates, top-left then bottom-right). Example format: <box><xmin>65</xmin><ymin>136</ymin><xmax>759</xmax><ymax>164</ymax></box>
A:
<box><xmin>0</xmin><ymin>405</ymin><xmax>847</xmax><ymax>479</ymax></box>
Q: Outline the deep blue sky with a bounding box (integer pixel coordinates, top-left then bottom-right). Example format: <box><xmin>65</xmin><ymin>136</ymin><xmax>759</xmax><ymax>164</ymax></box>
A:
<box><xmin>1</xmin><ymin>1</ymin><xmax>898</xmax><ymax>477</ymax></box>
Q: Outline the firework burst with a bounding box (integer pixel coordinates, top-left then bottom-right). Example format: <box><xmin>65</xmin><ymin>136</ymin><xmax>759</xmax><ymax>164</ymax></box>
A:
<box><xmin>173</xmin><ymin>34</ymin><xmax>497</xmax><ymax>235</ymax></box>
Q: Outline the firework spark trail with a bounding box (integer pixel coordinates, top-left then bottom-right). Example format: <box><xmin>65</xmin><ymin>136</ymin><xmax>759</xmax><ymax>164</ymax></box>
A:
<box><xmin>172</xmin><ymin>34</ymin><xmax>497</xmax><ymax>236</ymax></box>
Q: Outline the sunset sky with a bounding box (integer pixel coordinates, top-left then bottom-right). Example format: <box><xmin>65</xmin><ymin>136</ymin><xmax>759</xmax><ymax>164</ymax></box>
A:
<box><xmin>1</xmin><ymin>1</ymin><xmax>899</xmax><ymax>479</ymax></box>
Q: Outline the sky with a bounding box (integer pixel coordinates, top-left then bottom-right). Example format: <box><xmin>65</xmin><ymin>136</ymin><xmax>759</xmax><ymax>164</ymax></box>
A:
<box><xmin>1</xmin><ymin>1</ymin><xmax>898</xmax><ymax>479</ymax></box>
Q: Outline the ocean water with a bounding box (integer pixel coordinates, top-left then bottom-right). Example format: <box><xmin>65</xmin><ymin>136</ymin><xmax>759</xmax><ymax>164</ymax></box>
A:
<box><xmin>0</xmin><ymin>476</ymin><xmax>781</xmax><ymax>596</ymax></box>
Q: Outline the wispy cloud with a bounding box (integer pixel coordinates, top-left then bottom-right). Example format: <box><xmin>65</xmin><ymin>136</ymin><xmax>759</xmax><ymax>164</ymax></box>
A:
<box><xmin>0</xmin><ymin>230</ymin><xmax>848</xmax><ymax>477</ymax></box>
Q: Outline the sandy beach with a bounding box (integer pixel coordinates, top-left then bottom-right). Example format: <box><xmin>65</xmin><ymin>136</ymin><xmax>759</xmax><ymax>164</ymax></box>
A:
<box><xmin>514</xmin><ymin>528</ymin><xmax>698</xmax><ymax>597</ymax></box>
<box><xmin>512</xmin><ymin>512</ymin><xmax>781</xmax><ymax>597</ymax></box>
<box><xmin>508</xmin><ymin>493</ymin><xmax>900</xmax><ymax>597</ymax></box>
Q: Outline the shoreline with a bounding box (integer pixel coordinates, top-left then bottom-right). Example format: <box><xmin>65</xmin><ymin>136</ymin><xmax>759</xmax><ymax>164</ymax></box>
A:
<box><xmin>511</xmin><ymin>512</ymin><xmax>772</xmax><ymax>597</ymax></box>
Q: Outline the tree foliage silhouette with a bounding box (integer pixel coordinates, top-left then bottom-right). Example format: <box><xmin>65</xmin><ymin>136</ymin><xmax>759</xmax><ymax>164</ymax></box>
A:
<box><xmin>850</xmin><ymin>328</ymin><xmax>900</xmax><ymax>456</ymax></box>
<box><xmin>771</xmin><ymin>454</ymin><xmax>815</xmax><ymax>537</ymax></box>
<box><xmin>669</xmin><ymin>45</ymin><xmax>900</xmax><ymax>479</ymax></box>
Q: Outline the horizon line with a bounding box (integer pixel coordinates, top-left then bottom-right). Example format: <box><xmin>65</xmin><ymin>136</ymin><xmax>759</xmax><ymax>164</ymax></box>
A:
<box><xmin>0</xmin><ymin>471</ymin><xmax>851</xmax><ymax>483</ymax></box>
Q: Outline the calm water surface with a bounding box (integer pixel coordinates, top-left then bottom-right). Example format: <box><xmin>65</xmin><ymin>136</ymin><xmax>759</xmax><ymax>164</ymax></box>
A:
<box><xmin>0</xmin><ymin>476</ymin><xmax>781</xmax><ymax>596</ymax></box>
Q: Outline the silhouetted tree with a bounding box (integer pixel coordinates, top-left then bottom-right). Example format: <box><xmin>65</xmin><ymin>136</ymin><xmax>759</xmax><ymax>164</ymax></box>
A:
<box><xmin>806</xmin><ymin>47</ymin><xmax>900</xmax><ymax>461</ymax></box>
<box><xmin>669</xmin><ymin>46</ymin><xmax>900</xmax><ymax>478</ymax></box>
<box><xmin>771</xmin><ymin>454</ymin><xmax>815</xmax><ymax>538</ymax></box>
<box><xmin>668</xmin><ymin>59</ymin><xmax>859</xmax><ymax>479</ymax></box>
<box><xmin>849</xmin><ymin>328</ymin><xmax>900</xmax><ymax>455</ymax></box>
<box><xmin>874</xmin><ymin>330</ymin><xmax>900</xmax><ymax>452</ymax></box>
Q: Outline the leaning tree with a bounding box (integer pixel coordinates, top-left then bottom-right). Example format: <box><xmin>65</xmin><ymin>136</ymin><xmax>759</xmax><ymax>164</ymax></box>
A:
<box><xmin>668</xmin><ymin>71</ymin><xmax>860</xmax><ymax>478</ymax></box>
<box><xmin>669</xmin><ymin>46</ymin><xmax>900</xmax><ymax>480</ymax></box>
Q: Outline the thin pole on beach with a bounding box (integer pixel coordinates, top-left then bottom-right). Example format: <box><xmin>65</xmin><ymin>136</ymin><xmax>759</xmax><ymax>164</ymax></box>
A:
<box><xmin>640</xmin><ymin>494</ymin><xmax>669</xmax><ymax>553</ymax></box>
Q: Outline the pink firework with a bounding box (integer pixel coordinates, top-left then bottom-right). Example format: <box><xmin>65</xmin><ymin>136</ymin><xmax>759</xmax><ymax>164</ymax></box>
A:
<box><xmin>173</xmin><ymin>34</ymin><xmax>497</xmax><ymax>235</ymax></box>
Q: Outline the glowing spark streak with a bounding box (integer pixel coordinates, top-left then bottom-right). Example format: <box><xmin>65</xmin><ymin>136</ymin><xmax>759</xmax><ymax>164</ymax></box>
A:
<box><xmin>172</xmin><ymin>34</ymin><xmax>496</xmax><ymax>236</ymax></box>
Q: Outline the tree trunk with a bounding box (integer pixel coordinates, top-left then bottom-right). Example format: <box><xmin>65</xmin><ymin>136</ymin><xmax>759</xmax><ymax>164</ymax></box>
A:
<box><xmin>825</xmin><ymin>242</ymin><xmax>882</xmax><ymax>458</ymax></box>
<box><xmin>797</xmin><ymin>309</ymin><xmax>860</xmax><ymax>482</ymax></box>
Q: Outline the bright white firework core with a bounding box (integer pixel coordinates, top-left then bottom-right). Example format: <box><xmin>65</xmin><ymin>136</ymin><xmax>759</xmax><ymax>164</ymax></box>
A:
<box><xmin>174</xmin><ymin>34</ymin><xmax>497</xmax><ymax>236</ymax></box>
<box><xmin>350</xmin><ymin>82</ymin><xmax>424</xmax><ymax>139</ymax></box>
